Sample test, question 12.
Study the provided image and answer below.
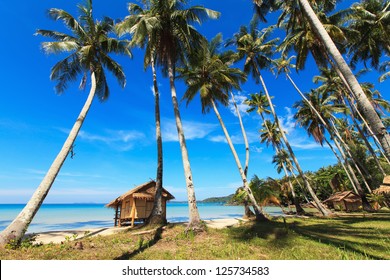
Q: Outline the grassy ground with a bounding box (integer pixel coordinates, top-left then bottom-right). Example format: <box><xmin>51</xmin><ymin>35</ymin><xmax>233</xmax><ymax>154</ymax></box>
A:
<box><xmin>1</xmin><ymin>212</ymin><xmax>389</xmax><ymax>260</ymax></box>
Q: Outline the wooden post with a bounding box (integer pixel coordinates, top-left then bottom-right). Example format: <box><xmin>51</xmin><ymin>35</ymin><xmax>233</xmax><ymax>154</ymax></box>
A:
<box><xmin>114</xmin><ymin>205</ymin><xmax>119</xmax><ymax>227</ymax></box>
<box><xmin>130</xmin><ymin>196</ymin><xmax>136</xmax><ymax>228</ymax></box>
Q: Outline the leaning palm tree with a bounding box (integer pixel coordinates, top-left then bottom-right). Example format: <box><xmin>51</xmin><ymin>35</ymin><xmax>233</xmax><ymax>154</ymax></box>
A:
<box><xmin>313</xmin><ymin>67</ymin><xmax>387</xmax><ymax>177</ymax></box>
<box><xmin>179</xmin><ymin>34</ymin><xmax>268</xmax><ymax>221</ymax></box>
<box><xmin>229</xmin><ymin>23</ymin><xmax>331</xmax><ymax>215</ymax></box>
<box><xmin>116</xmin><ymin>2</ymin><xmax>166</xmax><ymax>225</ymax></box>
<box><xmin>254</xmin><ymin>0</ymin><xmax>390</xmax><ymax>161</ymax></box>
<box><xmin>0</xmin><ymin>0</ymin><xmax>131</xmax><ymax>246</ymax></box>
<box><xmin>150</xmin><ymin>0</ymin><xmax>220</xmax><ymax>231</ymax></box>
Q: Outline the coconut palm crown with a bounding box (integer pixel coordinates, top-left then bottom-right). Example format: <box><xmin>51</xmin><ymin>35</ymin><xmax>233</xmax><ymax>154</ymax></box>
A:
<box><xmin>36</xmin><ymin>0</ymin><xmax>131</xmax><ymax>99</ymax></box>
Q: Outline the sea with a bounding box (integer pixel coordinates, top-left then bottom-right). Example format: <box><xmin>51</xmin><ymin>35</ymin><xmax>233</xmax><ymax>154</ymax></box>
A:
<box><xmin>0</xmin><ymin>202</ymin><xmax>283</xmax><ymax>234</ymax></box>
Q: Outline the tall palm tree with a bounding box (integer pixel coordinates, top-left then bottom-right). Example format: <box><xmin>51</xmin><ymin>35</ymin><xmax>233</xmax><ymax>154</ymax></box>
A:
<box><xmin>149</xmin><ymin>0</ymin><xmax>220</xmax><ymax>231</ymax></box>
<box><xmin>116</xmin><ymin>2</ymin><xmax>166</xmax><ymax>225</ymax></box>
<box><xmin>179</xmin><ymin>34</ymin><xmax>268</xmax><ymax>221</ymax></box>
<box><xmin>254</xmin><ymin>0</ymin><xmax>390</xmax><ymax>161</ymax></box>
<box><xmin>229</xmin><ymin>23</ymin><xmax>331</xmax><ymax>215</ymax></box>
<box><xmin>0</xmin><ymin>0</ymin><xmax>131</xmax><ymax>246</ymax></box>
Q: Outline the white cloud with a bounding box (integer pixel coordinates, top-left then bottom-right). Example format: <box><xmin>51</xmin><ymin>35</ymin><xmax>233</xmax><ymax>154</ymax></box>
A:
<box><xmin>208</xmin><ymin>131</ymin><xmax>259</xmax><ymax>145</ymax></box>
<box><xmin>228</xmin><ymin>92</ymin><xmax>250</xmax><ymax>117</ymax></box>
<box><xmin>278</xmin><ymin>107</ymin><xmax>296</xmax><ymax>134</ymax></box>
<box><xmin>59</xmin><ymin>128</ymin><xmax>146</xmax><ymax>151</ymax></box>
<box><xmin>288</xmin><ymin>137</ymin><xmax>324</xmax><ymax>150</ymax></box>
<box><xmin>250</xmin><ymin>146</ymin><xmax>263</xmax><ymax>153</ymax></box>
<box><xmin>267</xmin><ymin>107</ymin><xmax>325</xmax><ymax>151</ymax></box>
<box><xmin>162</xmin><ymin>119</ymin><xmax>218</xmax><ymax>142</ymax></box>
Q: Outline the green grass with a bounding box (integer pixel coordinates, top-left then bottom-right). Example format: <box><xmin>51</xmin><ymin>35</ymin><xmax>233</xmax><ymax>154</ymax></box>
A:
<box><xmin>1</xmin><ymin>212</ymin><xmax>389</xmax><ymax>260</ymax></box>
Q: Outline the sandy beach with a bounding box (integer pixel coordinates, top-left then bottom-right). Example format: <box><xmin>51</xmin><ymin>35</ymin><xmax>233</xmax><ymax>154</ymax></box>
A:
<box><xmin>28</xmin><ymin>218</ymin><xmax>246</xmax><ymax>244</ymax></box>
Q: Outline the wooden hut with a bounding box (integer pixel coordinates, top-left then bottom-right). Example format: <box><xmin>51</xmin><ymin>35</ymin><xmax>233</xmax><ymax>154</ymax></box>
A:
<box><xmin>373</xmin><ymin>175</ymin><xmax>390</xmax><ymax>196</ymax></box>
<box><xmin>105</xmin><ymin>181</ymin><xmax>175</xmax><ymax>227</ymax></box>
<box><xmin>373</xmin><ymin>176</ymin><xmax>390</xmax><ymax>206</ymax></box>
<box><xmin>323</xmin><ymin>191</ymin><xmax>362</xmax><ymax>212</ymax></box>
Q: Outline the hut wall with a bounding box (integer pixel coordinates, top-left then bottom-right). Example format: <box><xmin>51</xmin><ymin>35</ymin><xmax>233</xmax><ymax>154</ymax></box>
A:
<box><xmin>119</xmin><ymin>196</ymin><xmax>169</xmax><ymax>222</ymax></box>
<box><xmin>121</xmin><ymin>198</ymin><xmax>132</xmax><ymax>218</ymax></box>
<box><xmin>333</xmin><ymin>201</ymin><xmax>345</xmax><ymax>211</ymax></box>
<box><xmin>346</xmin><ymin>201</ymin><xmax>361</xmax><ymax>212</ymax></box>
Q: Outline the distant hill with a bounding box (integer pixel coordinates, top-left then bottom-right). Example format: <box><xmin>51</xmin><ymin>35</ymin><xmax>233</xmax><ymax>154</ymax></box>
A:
<box><xmin>201</xmin><ymin>194</ymin><xmax>235</xmax><ymax>204</ymax></box>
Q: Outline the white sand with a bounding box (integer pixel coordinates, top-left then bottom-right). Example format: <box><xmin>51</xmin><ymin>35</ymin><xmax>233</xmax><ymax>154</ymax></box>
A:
<box><xmin>28</xmin><ymin>218</ymin><xmax>246</xmax><ymax>244</ymax></box>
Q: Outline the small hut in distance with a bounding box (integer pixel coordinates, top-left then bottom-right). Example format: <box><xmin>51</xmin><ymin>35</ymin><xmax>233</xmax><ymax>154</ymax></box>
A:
<box><xmin>323</xmin><ymin>191</ymin><xmax>362</xmax><ymax>212</ymax></box>
<box><xmin>105</xmin><ymin>181</ymin><xmax>175</xmax><ymax>227</ymax></box>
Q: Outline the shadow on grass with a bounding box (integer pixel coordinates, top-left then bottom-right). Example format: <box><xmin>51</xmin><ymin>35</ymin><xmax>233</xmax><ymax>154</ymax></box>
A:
<box><xmin>114</xmin><ymin>226</ymin><xmax>164</xmax><ymax>260</ymax></box>
<box><xmin>227</xmin><ymin>214</ymin><xmax>389</xmax><ymax>260</ymax></box>
<box><xmin>288</xmin><ymin>216</ymin><xmax>390</xmax><ymax>260</ymax></box>
<box><xmin>227</xmin><ymin>220</ymin><xmax>290</xmax><ymax>243</ymax></box>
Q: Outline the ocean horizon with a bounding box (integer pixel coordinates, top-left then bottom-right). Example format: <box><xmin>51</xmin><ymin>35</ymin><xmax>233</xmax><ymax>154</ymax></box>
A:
<box><xmin>0</xmin><ymin>202</ymin><xmax>283</xmax><ymax>234</ymax></box>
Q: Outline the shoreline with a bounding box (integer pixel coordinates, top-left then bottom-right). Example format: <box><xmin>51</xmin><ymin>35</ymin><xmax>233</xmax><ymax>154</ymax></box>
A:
<box><xmin>26</xmin><ymin>218</ymin><xmax>247</xmax><ymax>244</ymax></box>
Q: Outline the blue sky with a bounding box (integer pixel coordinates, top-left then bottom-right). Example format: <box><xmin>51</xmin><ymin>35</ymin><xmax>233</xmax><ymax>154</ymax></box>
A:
<box><xmin>0</xmin><ymin>0</ymin><xmax>388</xmax><ymax>203</ymax></box>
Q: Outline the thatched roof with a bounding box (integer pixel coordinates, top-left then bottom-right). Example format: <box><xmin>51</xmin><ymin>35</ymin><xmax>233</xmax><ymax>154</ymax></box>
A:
<box><xmin>373</xmin><ymin>185</ymin><xmax>390</xmax><ymax>195</ymax></box>
<box><xmin>323</xmin><ymin>191</ymin><xmax>360</xmax><ymax>203</ymax></box>
<box><xmin>105</xmin><ymin>180</ymin><xmax>175</xmax><ymax>208</ymax></box>
<box><xmin>382</xmin><ymin>176</ymin><xmax>390</xmax><ymax>186</ymax></box>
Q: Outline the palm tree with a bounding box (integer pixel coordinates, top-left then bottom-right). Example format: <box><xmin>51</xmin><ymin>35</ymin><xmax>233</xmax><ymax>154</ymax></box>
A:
<box><xmin>259</xmin><ymin>119</ymin><xmax>305</xmax><ymax>214</ymax></box>
<box><xmin>313</xmin><ymin>68</ymin><xmax>388</xmax><ymax>177</ymax></box>
<box><xmin>254</xmin><ymin>0</ymin><xmax>390</xmax><ymax>161</ymax></box>
<box><xmin>148</xmin><ymin>0</ymin><xmax>220</xmax><ymax>231</ymax></box>
<box><xmin>277</xmin><ymin>2</ymin><xmax>346</xmax><ymax>71</ymax></box>
<box><xmin>293</xmin><ymin>90</ymin><xmax>374</xmax><ymax>210</ymax></box>
<box><xmin>116</xmin><ymin>2</ymin><xmax>166</xmax><ymax>225</ymax></box>
<box><xmin>249</xmin><ymin>175</ymin><xmax>284</xmax><ymax>209</ymax></box>
<box><xmin>179</xmin><ymin>34</ymin><xmax>268</xmax><ymax>221</ymax></box>
<box><xmin>344</xmin><ymin>0</ymin><xmax>390</xmax><ymax>69</ymax></box>
<box><xmin>379</xmin><ymin>60</ymin><xmax>390</xmax><ymax>82</ymax></box>
<box><xmin>229</xmin><ymin>23</ymin><xmax>331</xmax><ymax>215</ymax></box>
<box><xmin>0</xmin><ymin>0</ymin><xmax>131</xmax><ymax>246</ymax></box>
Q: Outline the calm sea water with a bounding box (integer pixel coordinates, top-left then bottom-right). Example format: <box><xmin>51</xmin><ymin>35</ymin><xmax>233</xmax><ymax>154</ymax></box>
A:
<box><xmin>0</xmin><ymin>203</ymin><xmax>283</xmax><ymax>233</ymax></box>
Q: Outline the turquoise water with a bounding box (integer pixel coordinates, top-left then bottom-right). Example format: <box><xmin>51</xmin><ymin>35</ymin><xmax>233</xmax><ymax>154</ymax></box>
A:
<box><xmin>0</xmin><ymin>203</ymin><xmax>283</xmax><ymax>233</ymax></box>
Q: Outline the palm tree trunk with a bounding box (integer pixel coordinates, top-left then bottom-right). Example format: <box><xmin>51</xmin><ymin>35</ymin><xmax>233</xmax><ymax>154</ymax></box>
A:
<box><xmin>324</xmin><ymin>138</ymin><xmax>359</xmax><ymax>194</ymax></box>
<box><xmin>348</xmin><ymin>98</ymin><xmax>390</xmax><ymax>166</ymax></box>
<box><xmin>278</xmin><ymin>150</ymin><xmax>305</xmax><ymax>215</ymax></box>
<box><xmin>256</xmin><ymin>70</ymin><xmax>331</xmax><ymax>216</ymax></box>
<box><xmin>167</xmin><ymin>57</ymin><xmax>203</xmax><ymax>231</ymax></box>
<box><xmin>0</xmin><ymin>72</ymin><xmax>97</xmax><ymax>246</ymax></box>
<box><xmin>286</xmin><ymin>73</ymin><xmax>373</xmax><ymax>195</ymax></box>
<box><xmin>323</xmin><ymin>54</ymin><xmax>389</xmax><ymax>170</ymax></box>
<box><xmin>230</xmin><ymin>92</ymin><xmax>250</xmax><ymax>175</ymax></box>
<box><xmin>260</xmin><ymin>109</ymin><xmax>304</xmax><ymax>215</ymax></box>
<box><xmin>211</xmin><ymin>99</ymin><xmax>268</xmax><ymax>221</ymax></box>
<box><xmin>328</xmin><ymin>127</ymin><xmax>373</xmax><ymax>211</ymax></box>
<box><xmin>147</xmin><ymin>54</ymin><xmax>165</xmax><ymax>226</ymax></box>
<box><xmin>230</xmin><ymin>92</ymin><xmax>254</xmax><ymax>217</ymax></box>
<box><xmin>345</xmin><ymin>96</ymin><xmax>387</xmax><ymax>176</ymax></box>
<box><xmin>291</xmin><ymin>171</ymin><xmax>311</xmax><ymax>204</ymax></box>
<box><xmin>298</xmin><ymin>0</ymin><xmax>390</xmax><ymax>161</ymax></box>
<box><xmin>329</xmin><ymin>119</ymin><xmax>373</xmax><ymax>194</ymax></box>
